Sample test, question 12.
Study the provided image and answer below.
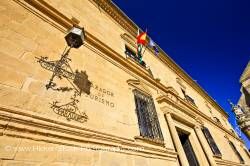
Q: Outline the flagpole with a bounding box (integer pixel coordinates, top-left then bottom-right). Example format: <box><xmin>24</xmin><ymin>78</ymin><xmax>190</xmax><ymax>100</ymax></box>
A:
<box><xmin>141</xmin><ymin>28</ymin><xmax>148</xmax><ymax>57</ymax></box>
<box><xmin>142</xmin><ymin>45</ymin><xmax>147</xmax><ymax>56</ymax></box>
<box><xmin>136</xmin><ymin>27</ymin><xmax>147</xmax><ymax>59</ymax></box>
<box><xmin>136</xmin><ymin>28</ymin><xmax>142</xmax><ymax>58</ymax></box>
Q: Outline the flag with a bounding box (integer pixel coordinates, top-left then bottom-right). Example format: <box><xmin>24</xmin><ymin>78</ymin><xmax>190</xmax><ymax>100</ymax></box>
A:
<box><xmin>148</xmin><ymin>38</ymin><xmax>159</xmax><ymax>55</ymax></box>
<box><xmin>137</xmin><ymin>31</ymin><xmax>147</xmax><ymax>45</ymax></box>
<box><xmin>137</xmin><ymin>44</ymin><xmax>143</xmax><ymax>63</ymax></box>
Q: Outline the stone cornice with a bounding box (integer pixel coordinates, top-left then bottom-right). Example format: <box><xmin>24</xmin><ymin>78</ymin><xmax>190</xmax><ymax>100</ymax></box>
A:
<box><xmin>90</xmin><ymin>0</ymin><xmax>138</xmax><ymax>37</ymax></box>
<box><xmin>19</xmin><ymin>0</ymin><xmax>73</xmax><ymax>30</ymax></box>
<box><xmin>156</xmin><ymin>91</ymin><xmax>244</xmax><ymax>143</ymax></box>
<box><xmin>0</xmin><ymin>105</ymin><xmax>177</xmax><ymax>160</ymax></box>
<box><xmin>120</xmin><ymin>33</ymin><xmax>137</xmax><ymax>49</ymax></box>
<box><xmin>91</xmin><ymin>0</ymin><xmax>228</xmax><ymax>118</ymax></box>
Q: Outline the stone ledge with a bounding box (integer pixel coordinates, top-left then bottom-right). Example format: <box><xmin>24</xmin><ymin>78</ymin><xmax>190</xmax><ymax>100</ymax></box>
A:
<box><xmin>215</xmin><ymin>158</ymin><xmax>248</xmax><ymax>166</ymax></box>
<box><xmin>0</xmin><ymin>104</ymin><xmax>178</xmax><ymax>160</ymax></box>
<box><xmin>134</xmin><ymin>136</ymin><xmax>165</xmax><ymax>147</ymax></box>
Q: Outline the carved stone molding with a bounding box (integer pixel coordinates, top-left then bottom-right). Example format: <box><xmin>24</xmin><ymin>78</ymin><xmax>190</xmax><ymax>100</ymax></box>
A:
<box><xmin>224</xmin><ymin>134</ymin><xmax>229</xmax><ymax>140</ymax></box>
<box><xmin>166</xmin><ymin>86</ymin><xmax>179</xmax><ymax>97</ymax></box>
<box><xmin>91</xmin><ymin>0</ymin><xmax>137</xmax><ymax>37</ymax></box>
<box><xmin>0</xmin><ymin>104</ymin><xmax>177</xmax><ymax>160</ymax></box>
<box><xmin>161</xmin><ymin>105</ymin><xmax>174</xmax><ymax>115</ymax></box>
<box><xmin>157</xmin><ymin>86</ymin><xmax>179</xmax><ymax>104</ymax></box>
<box><xmin>121</xmin><ymin>33</ymin><xmax>136</xmax><ymax>49</ymax></box>
<box><xmin>195</xmin><ymin>116</ymin><xmax>204</xmax><ymax>126</ymax></box>
<box><xmin>127</xmin><ymin>79</ymin><xmax>152</xmax><ymax>96</ymax></box>
<box><xmin>215</xmin><ymin>158</ymin><xmax>244</xmax><ymax>166</ymax></box>
<box><xmin>163</xmin><ymin>106</ymin><xmax>197</xmax><ymax>129</ymax></box>
<box><xmin>134</xmin><ymin>136</ymin><xmax>165</xmax><ymax>147</ymax></box>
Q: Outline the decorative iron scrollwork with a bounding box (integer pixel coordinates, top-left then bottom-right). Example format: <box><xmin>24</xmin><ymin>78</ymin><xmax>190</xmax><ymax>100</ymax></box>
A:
<box><xmin>133</xmin><ymin>89</ymin><xmax>164</xmax><ymax>141</ymax></box>
<box><xmin>50</xmin><ymin>91</ymin><xmax>88</xmax><ymax>123</ymax></box>
<box><xmin>36</xmin><ymin>47</ymin><xmax>75</xmax><ymax>90</ymax></box>
<box><xmin>36</xmin><ymin>46</ymin><xmax>91</xmax><ymax>123</ymax></box>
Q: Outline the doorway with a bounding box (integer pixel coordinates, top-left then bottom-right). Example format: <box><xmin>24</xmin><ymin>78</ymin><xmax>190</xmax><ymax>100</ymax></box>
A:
<box><xmin>178</xmin><ymin>130</ymin><xmax>199</xmax><ymax>166</ymax></box>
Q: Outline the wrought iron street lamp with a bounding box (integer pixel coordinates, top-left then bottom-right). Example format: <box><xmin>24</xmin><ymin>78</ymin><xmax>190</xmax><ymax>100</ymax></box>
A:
<box><xmin>35</xmin><ymin>26</ymin><xmax>90</xmax><ymax>123</ymax></box>
<box><xmin>65</xmin><ymin>26</ymin><xmax>85</xmax><ymax>48</ymax></box>
<box><xmin>36</xmin><ymin>26</ymin><xmax>90</xmax><ymax>94</ymax></box>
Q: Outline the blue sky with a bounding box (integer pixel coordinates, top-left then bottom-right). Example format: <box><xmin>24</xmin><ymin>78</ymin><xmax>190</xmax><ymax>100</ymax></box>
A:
<box><xmin>112</xmin><ymin>0</ymin><xmax>250</xmax><ymax>148</ymax></box>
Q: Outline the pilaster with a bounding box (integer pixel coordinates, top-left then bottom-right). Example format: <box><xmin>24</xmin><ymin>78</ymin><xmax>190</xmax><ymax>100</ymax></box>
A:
<box><xmin>194</xmin><ymin>119</ymin><xmax>217</xmax><ymax>166</ymax></box>
<box><xmin>165</xmin><ymin>112</ymin><xmax>189</xmax><ymax>166</ymax></box>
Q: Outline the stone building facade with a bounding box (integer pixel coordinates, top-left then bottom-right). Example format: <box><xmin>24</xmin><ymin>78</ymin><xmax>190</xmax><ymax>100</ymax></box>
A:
<box><xmin>234</xmin><ymin>61</ymin><xmax>250</xmax><ymax>139</ymax></box>
<box><xmin>0</xmin><ymin>0</ymin><xmax>249</xmax><ymax>165</ymax></box>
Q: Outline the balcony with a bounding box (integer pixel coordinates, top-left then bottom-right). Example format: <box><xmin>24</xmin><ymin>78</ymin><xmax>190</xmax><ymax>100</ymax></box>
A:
<box><xmin>184</xmin><ymin>94</ymin><xmax>196</xmax><ymax>106</ymax></box>
<box><xmin>125</xmin><ymin>46</ymin><xmax>146</xmax><ymax>68</ymax></box>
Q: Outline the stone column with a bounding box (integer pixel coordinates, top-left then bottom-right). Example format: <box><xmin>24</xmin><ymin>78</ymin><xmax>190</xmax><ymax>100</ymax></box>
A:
<box><xmin>194</xmin><ymin>125</ymin><xmax>217</xmax><ymax>166</ymax></box>
<box><xmin>165</xmin><ymin>113</ymin><xmax>189</xmax><ymax>166</ymax></box>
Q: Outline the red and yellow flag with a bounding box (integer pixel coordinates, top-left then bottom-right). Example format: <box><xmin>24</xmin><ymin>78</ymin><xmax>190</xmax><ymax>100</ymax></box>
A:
<box><xmin>137</xmin><ymin>32</ymin><xmax>147</xmax><ymax>45</ymax></box>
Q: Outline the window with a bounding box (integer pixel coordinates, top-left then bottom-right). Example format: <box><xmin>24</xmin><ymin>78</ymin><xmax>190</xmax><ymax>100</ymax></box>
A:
<box><xmin>133</xmin><ymin>89</ymin><xmax>164</xmax><ymax>141</ymax></box>
<box><xmin>243</xmin><ymin>148</ymin><xmax>250</xmax><ymax>158</ymax></box>
<box><xmin>229</xmin><ymin>141</ymin><xmax>244</xmax><ymax>164</ymax></box>
<box><xmin>202</xmin><ymin>127</ymin><xmax>222</xmax><ymax>157</ymax></box>
<box><xmin>213</xmin><ymin>117</ymin><xmax>222</xmax><ymax>125</ymax></box>
<box><xmin>181</xmin><ymin>89</ymin><xmax>196</xmax><ymax>106</ymax></box>
<box><xmin>230</xmin><ymin>129</ymin><xmax>237</xmax><ymax>136</ymax></box>
<box><xmin>209</xmin><ymin>109</ymin><xmax>212</xmax><ymax>116</ymax></box>
<box><xmin>178</xmin><ymin>131</ymin><xmax>200</xmax><ymax>166</ymax></box>
<box><xmin>125</xmin><ymin>45</ymin><xmax>136</xmax><ymax>58</ymax></box>
<box><xmin>125</xmin><ymin>45</ymin><xmax>146</xmax><ymax>68</ymax></box>
<box><xmin>205</xmin><ymin>103</ymin><xmax>213</xmax><ymax>118</ymax></box>
<box><xmin>222</xmin><ymin>117</ymin><xmax>228</xmax><ymax>127</ymax></box>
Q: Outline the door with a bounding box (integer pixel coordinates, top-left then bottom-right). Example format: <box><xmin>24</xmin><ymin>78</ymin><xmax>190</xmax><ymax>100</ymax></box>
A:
<box><xmin>178</xmin><ymin>131</ymin><xmax>199</xmax><ymax>166</ymax></box>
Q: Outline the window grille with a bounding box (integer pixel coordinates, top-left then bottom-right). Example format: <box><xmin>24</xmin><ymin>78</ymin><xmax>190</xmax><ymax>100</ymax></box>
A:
<box><xmin>133</xmin><ymin>89</ymin><xmax>163</xmax><ymax>141</ymax></box>
<box><xmin>202</xmin><ymin>127</ymin><xmax>222</xmax><ymax>156</ymax></box>
<box><xmin>125</xmin><ymin>46</ymin><xmax>146</xmax><ymax>68</ymax></box>
<box><xmin>213</xmin><ymin>117</ymin><xmax>222</xmax><ymax>124</ymax></box>
<box><xmin>230</xmin><ymin>129</ymin><xmax>237</xmax><ymax>136</ymax></box>
<box><xmin>243</xmin><ymin>148</ymin><xmax>250</xmax><ymax>158</ymax></box>
<box><xmin>181</xmin><ymin>89</ymin><xmax>196</xmax><ymax>106</ymax></box>
<box><xmin>125</xmin><ymin>45</ymin><xmax>136</xmax><ymax>58</ymax></box>
<box><xmin>229</xmin><ymin>141</ymin><xmax>244</xmax><ymax>164</ymax></box>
